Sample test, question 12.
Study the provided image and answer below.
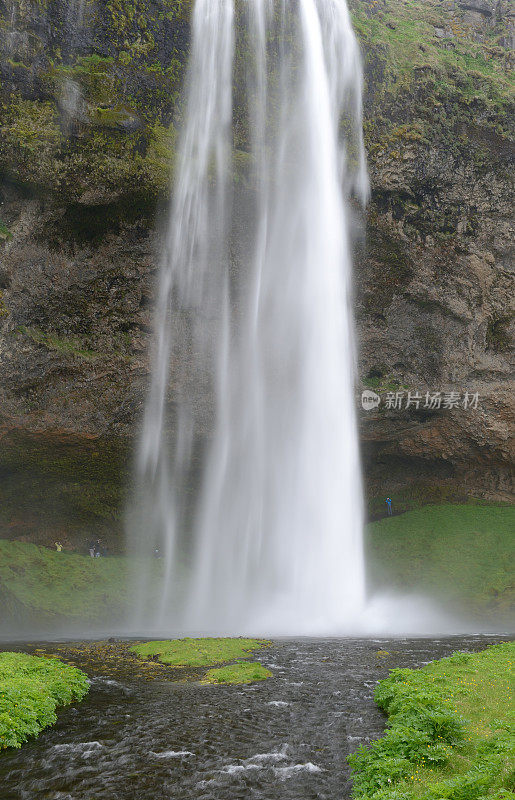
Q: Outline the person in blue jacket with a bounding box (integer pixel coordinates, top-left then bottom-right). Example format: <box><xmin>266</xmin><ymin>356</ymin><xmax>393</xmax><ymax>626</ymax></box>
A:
<box><xmin>386</xmin><ymin>497</ymin><xmax>392</xmax><ymax>516</ymax></box>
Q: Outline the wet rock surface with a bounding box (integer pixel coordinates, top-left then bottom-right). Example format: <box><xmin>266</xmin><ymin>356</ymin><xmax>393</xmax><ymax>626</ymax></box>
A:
<box><xmin>0</xmin><ymin>0</ymin><xmax>513</xmax><ymax>530</ymax></box>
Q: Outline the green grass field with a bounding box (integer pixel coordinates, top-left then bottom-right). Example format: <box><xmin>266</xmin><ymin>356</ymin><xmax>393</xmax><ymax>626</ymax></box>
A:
<box><xmin>0</xmin><ymin>540</ymin><xmax>130</xmax><ymax>624</ymax></box>
<box><xmin>367</xmin><ymin>505</ymin><xmax>515</xmax><ymax>621</ymax></box>
<box><xmin>349</xmin><ymin>641</ymin><xmax>514</xmax><ymax>799</ymax></box>
<box><xmin>0</xmin><ymin>652</ymin><xmax>89</xmax><ymax>749</ymax></box>
<box><xmin>0</xmin><ymin>504</ymin><xmax>512</xmax><ymax>627</ymax></box>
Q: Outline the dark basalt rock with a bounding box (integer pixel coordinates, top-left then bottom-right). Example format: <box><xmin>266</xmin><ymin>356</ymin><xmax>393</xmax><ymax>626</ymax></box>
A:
<box><xmin>0</xmin><ymin>0</ymin><xmax>513</xmax><ymax>541</ymax></box>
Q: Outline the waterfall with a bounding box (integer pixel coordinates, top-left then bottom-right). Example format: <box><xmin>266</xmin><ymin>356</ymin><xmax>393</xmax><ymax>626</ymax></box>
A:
<box><xmin>129</xmin><ymin>0</ymin><xmax>369</xmax><ymax>635</ymax></box>
<box><xmin>59</xmin><ymin>0</ymin><xmax>89</xmax><ymax>126</ymax></box>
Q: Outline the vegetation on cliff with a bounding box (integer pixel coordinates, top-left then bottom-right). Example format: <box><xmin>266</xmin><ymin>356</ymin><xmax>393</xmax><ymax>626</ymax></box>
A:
<box><xmin>0</xmin><ymin>0</ymin><xmax>512</xmax><ymax>206</ymax></box>
<box><xmin>0</xmin><ymin>652</ymin><xmax>89</xmax><ymax>749</ymax></box>
<box><xmin>0</xmin><ymin>0</ymin><xmax>189</xmax><ymax>204</ymax></box>
<box><xmin>349</xmin><ymin>641</ymin><xmax>515</xmax><ymax>799</ymax></box>
<box><xmin>353</xmin><ymin>0</ymin><xmax>513</xmax><ymax>110</ymax></box>
<box><xmin>0</xmin><ymin>217</ymin><xmax>12</xmax><ymax>240</ymax></box>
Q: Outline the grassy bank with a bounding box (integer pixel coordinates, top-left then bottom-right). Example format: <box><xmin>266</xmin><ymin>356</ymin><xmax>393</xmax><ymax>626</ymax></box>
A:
<box><xmin>132</xmin><ymin>638</ymin><xmax>272</xmax><ymax>684</ymax></box>
<box><xmin>349</xmin><ymin>641</ymin><xmax>514</xmax><ymax>799</ymax></box>
<box><xmin>367</xmin><ymin>505</ymin><xmax>515</xmax><ymax>621</ymax></box>
<box><xmin>0</xmin><ymin>652</ymin><xmax>89</xmax><ymax>749</ymax></box>
<box><xmin>0</xmin><ymin>540</ymin><xmax>130</xmax><ymax>625</ymax></box>
<box><xmin>366</xmin><ymin>488</ymin><xmax>512</xmax><ymax>521</ymax></box>
<box><xmin>0</xmin><ymin>504</ymin><xmax>512</xmax><ymax>627</ymax></box>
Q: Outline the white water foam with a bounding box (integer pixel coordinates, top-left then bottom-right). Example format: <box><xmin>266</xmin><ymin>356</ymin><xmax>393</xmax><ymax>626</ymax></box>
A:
<box><xmin>274</xmin><ymin>763</ymin><xmax>323</xmax><ymax>777</ymax></box>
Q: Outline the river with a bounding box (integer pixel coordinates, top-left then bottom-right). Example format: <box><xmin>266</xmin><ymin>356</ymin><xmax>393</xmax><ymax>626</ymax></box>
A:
<box><xmin>0</xmin><ymin>635</ymin><xmax>507</xmax><ymax>799</ymax></box>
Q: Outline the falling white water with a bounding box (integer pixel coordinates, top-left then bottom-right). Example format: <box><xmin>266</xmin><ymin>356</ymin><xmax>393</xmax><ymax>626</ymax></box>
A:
<box><xmin>59</xmin><ymin>0</ymin><xmax>89</xmax><ymax>124</ymax></box>
<box><xmin>129</xmin><ymin>0</ymin><xmax>369</xmax><ymax>635</ymax></box>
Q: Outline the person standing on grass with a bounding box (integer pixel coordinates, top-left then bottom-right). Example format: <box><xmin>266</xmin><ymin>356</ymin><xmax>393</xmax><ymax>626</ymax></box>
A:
<box><xmin>88</xmin><ymin>540</ymin><xmax>95</xmax><ymax>558</ymax></box>
<box><xmin>55</xmin><ymin>541</ymin><xmax>63</xmax><ymax>552</ymax></box>
<box><xmin>94</xmin><ymin>539</ymin><xmax>101</xmax><ymax>558</ymax></box>
<box><xmin>386</xmin><ymin>497</ymin><xmax>392</xmax><ymax>516</ymax></box>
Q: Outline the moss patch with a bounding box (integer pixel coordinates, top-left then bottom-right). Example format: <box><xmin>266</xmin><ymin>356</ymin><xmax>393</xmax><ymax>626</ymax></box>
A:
<box><xmin>201</xmin><ymin>660</ymin><xmax>272</xmax><ymax>685</ymax></box>
<box><xmin>351</xmin><ymin>0</ymin><xmax>513</xmax><ymax>108</ymax></box>
<box><xmin>0</xmin><ymin>218</ymin><xmax>12</xmax><ymax>241</ymax></box>
<box><xmin>349</xmin><ymin>641</ymin><xmax>515</xmax><ymax>799</ymax></box>
<box><xmin>486</xmin><ymin>314</ymin><xmax>513</xmax><ymax>354</ymax></box>
<box><xmin>366</xmin><ymin>505</ymin><xmax>515</xmax><ymax>621</ymax></box>
<box><xmin>16</xmin><ymin>325</ymin><xmax>100</xmax><ymax>361</ymax></box>
<box><xmin>131</xmin><ymin>637</ymin><xmax>269</xmax><ymax>667</ymax></box>
<box><xmin>0</xmin><ymin>652</ymin><xmax>89</xmax><ymax>749</ymax></box>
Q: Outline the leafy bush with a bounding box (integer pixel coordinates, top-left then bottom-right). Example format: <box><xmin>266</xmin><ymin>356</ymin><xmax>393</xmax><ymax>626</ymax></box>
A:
<box><xmin>0</xmin><ymin>652</ymin><xmax>89</xmax><ymax>749</ymax></box>
<box><xmin>349</xmin><ymin>665</ymin><xmax>466</xmax><ymax>794</ymax></box>
<box><xmin>349</xmin><ymin>642</ymin><xmax>515</xmax><ymax>800</ymax></box>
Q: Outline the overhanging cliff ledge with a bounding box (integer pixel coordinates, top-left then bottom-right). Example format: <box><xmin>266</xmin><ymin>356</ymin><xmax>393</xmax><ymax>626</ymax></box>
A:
<box><xmin>0</xmin><ymin>0</ymin><xmax>513</xmax><ymax>541</ymax></box>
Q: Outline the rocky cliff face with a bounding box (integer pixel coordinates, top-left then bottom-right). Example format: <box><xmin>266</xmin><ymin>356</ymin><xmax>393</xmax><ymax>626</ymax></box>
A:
<box><xmin>351</xmin><ymin>0</ymin><xmax>514</xmax><ymax>505</ymax></box>
<box><xmin>0</xmin><ymin>0</ymin><xmax>513</xmax><ymax>543</ymax></box>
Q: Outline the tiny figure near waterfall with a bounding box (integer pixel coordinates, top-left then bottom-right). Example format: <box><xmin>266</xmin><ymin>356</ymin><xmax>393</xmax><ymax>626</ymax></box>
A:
<box><xmin>386</xmin><ymin>497</ymin><xmax>392</xmax><ymax>516</ymax></box>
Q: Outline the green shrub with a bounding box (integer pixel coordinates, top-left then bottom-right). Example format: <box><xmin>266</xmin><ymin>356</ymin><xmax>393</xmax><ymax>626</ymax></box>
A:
<box><xmin>349</xmin><ymin>642</ymin><xmax>515</xmax><ymax>799</ymax></box>
<box><xmin>0</xmin><ymin>652</ymin><xmax>89</xmax><ymax>749</ymax></box>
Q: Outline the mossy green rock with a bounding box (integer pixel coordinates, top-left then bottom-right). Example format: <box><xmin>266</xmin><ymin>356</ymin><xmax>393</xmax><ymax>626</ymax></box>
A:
<box><xmin>201</xmin><ymin>661</ymin><xmax>273</xmax><ymax>685</ymax></box>
<box><xmin>131</xmin><ymin>638</ymin><xmax>273</xmax><ymax>685</ymax></box>
<box><xmin>131</xmin><ymin>637</ymin><xmax>270</xmax><ymax>667</ymax></box>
